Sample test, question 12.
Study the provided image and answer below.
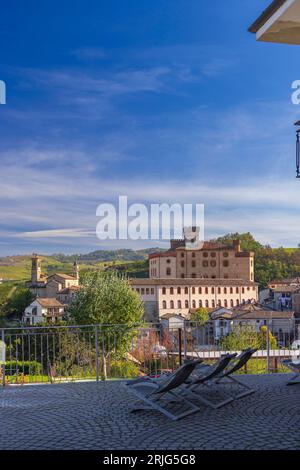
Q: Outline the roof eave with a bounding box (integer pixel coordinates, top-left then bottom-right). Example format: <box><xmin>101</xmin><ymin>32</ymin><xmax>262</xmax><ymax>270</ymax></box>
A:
<box><xmin>248</xmin><ymin>0</ymin><xmax>288</xmax><ymax>33</ymax></box>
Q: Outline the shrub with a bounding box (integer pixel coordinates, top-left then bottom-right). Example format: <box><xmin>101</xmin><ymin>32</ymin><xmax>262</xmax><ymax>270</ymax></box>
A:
<box><xmin>4</xmin><ymin>361</ymin><xmax>41</xmax><ymax>376</ymax></box>
<box><xmin>108</xmin><ymin>359</ymin><xmax>139</xmax><ymax>378</ymax></box>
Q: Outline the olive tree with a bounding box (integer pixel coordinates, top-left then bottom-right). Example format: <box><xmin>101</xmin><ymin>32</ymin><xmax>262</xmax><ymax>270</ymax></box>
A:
<box><xmin>67</xmin><ymin>271</ymin><xmax>144</xmax><ymax>378</ymax></box>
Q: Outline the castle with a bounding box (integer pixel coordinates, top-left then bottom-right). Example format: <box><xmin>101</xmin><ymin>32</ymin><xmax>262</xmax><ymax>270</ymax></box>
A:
<box><xmin>131</xmin><ymin>231</ymin><xmax>257</xmax><ymax>322</ymax></box>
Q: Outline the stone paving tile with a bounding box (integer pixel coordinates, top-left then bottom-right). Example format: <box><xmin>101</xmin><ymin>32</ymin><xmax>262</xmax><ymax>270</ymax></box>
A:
<box><xmin>0</xmin><ymin>374</ymin><xmax>300</xmax><ymax>450</ymax></box>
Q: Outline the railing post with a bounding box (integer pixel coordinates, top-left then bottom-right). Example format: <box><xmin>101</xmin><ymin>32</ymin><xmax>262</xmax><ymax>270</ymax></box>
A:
<box><xmin>183</xmin><ymin>321</ymin><xmax>187</xmax><ymax>362</ymax></box>
<box><xmin>266</xmin><ymin>320</ymin><xmax>271</xmax><ymax>374</ymax></box>
<box><xmin>95</xmin><ymin>326</ymin><xmax>99</xmax><ymax>383</ymax></box>
<box><xmin>178</xmin><ymin>328</ymin><xmax>182</xmax><ymax>366</ymax></box>
<box><xmin>1</xmin><ymin>329</ymin><xmax>5</xmax><ymax>387</ymax></box>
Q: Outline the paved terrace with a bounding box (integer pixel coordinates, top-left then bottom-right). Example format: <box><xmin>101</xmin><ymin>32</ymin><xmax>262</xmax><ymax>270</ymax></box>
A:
<box><xmin>0</xmin><ymin>374</ymin><xmax>300</xmax><ymax>450</ymax></box>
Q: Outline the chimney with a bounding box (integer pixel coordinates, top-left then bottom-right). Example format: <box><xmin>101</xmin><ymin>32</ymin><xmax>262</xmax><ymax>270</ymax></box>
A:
<box><xmin>233</xmin><ymin>239</ymin><xmax>241</xmax><ymax>252</ymax></box>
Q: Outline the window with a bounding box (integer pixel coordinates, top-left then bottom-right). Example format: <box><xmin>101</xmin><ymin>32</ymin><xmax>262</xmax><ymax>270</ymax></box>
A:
<box><xmin>181</xmin><ymin>253</ymin><xmax>184</xmax><ymax>258</ymax></box>
<box><xmin>170</xmin><ymin>287</ymin><xmax>174</xmax><ymax>294</ymax></box>
<box><xmin>224</xmin><ymin>287</ymin><xmax>227</xmax><ymax>294</ymax></box>
<box><xmin>210</xmin><ymin>260</ymin><xmax>216</xmax><ymax>267</ymax></box>
<box><xmin>178</xmin><ymin>300</ymin><xmax>182</xmax><ymax>308</ymax></box>
<box><xmin>151</xmin><ymin>288</ymin><xmax>154</xmax><ymax>294</ymax></box>
<box><xmin>181</xmin><ymin>261</ymin><xmax>185</xmax><ymax>268</ymax></box>
<box><xmin>185</xmin><ymin>300</ymin><xmax>189</xmax><ymax>308</ymax></box>
<box><xmin>185</xmin><ymin>287</ymin><xmax>188</xmax><ymax>294</ymax></box>
<box><xmin>192</xmin><ymin>252</ymin><xmax>196</xmax><ymax>258</ymax></box>
<box><xmin>242</xmin><ymin>287</ymin><xmax>245</xmax><ymax>294</ymax></box>
<box><xmin>212</xmin><ymin>300</ymin><xmax>215</xmax><ymax>308</ymax></box>
<box><xmin>181</xmin><ymin>274</ymin><xmax>185</xmax><ymax>278</ymax></box>
<box><xmin>236</xmin><ymin>299</ymin><xmax>239</xmax><ymax>306</ymax></box>
<box><xmin>192</xmin><ymin>260</ymin><xmax>196</xmax><ymax>267</ymax></box>
<box><xmin>162</xmin><ymin>287</ymin><xmax>166</xmax><ymax>295</ymax></box>
<box><xmin>223</xmin><ymin>252</ymin><xmax>229</xmax><ymax>258</ymax></box>
<box><xmin>218</xmin><ymin>287</ymin><xmax>221</xmax><ymax>294</ymax></box>
<box><xmin>166</xmin><ymin>268</ymin><xmax>171</xmax><ymax>276</ymax></box>
<box><xmin>192</xmin><ymin>273</ymin><xmax>196</xmax><ymax>278</ymax></box>
<box><xmin>211</xmin><ymin>252</ymin><xmax>216</xmax><ymax>258</ymax></box>
<box><xmin>199</xmin><ymin>300</ymin><xmax>203</xmax><ymax>307</ymax></box>
<box><xmin>198</xmin><ymin>287</ymin><xmax>202</xmax><ymax>294</ymax></box>
<box><xmin>223</xmin><ymin>260</ymin><xmax>229</xmax><ymax>267</ymax></box>
<box><xmin>192</xmin><ymin>300</ymin><xmax>196</xmax><ymax>308</ymax></box>
<box><xmin>230</xmin><ymin>287</ymin><xmax>233</xmax><ymax>294</ymax></box>
<box><xmin>141</xmin><ymin>288</ymin><xmax>145</xmax><ymax>295</ymax></box>
<box><xmin>166</xmin><ymin>259</ymin><xmax>171</xmax><ymax>264</ymax></box>
<box><xmin>146</xmin><ymin>288</ymin><xmax>149</xmax><ymax>295</ymax></box>
<box><xmin>230</xmin><ymin>300</ymin><xmax>234</xmax><ymax>307</ymax></box>
<box><xmin>205</xmin><ymin>287</ymin><xmax>208</xmax><ymax>294</ymax></box>
<box><xmin>205</xmin><ymin>300</ymin><xmax>209</xmax><ymax>308</ymax></box>
<box><xmin>192</xmin><ymin>287</ymin><xmax>195</xmax><ymax>294</ymax></box>
<box><xmin>211</xmin><ymin>287</ymin><xmax>215</xmax><ymax>294</ymax></box>
<box><xmin>162</xmin><ymin>301</ymin><xmax>167</xmax><ymax>309</ymax></box>
<box><xmin>203</xmin><ymin>261</ymin><xmax>209</xmax><ymax>267</ymax></box>
<box><xmin>224</xmin><ymin>299</ymin><xmax>228</xmax><ymax>307</ymax></box>
<box><xmin>177</xmin><ymin>287</ymin><xmax>181</xmax><ymax>294</ymax></box>
<box><xmin>203</xmin><ymin>252</ymin><xmax>208</xmax><ymax>258</ymax></box>
<box><xmin>236</xmin><ymin>287</ymin><xmax>239</xmax><ymax>293</ymax></box>
<box><xmin>170</xmin><ymin>300</ymin><xmax>174</xmax><ymax>309</ymax></box>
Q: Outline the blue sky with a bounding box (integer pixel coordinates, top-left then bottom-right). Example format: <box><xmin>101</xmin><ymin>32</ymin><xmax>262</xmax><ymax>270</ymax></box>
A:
<box><xmin>1</xmin><ymin>0</ymin><xmax>300</xmax><ymax>255</ymax></box>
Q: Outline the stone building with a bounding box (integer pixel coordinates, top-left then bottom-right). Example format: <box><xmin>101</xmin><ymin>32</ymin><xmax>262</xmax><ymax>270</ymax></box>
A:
<box><xmin>131</xmin><ymin>278</ymin><xmax>258</xmax><ymax>323</ymax></box>
<box><xmin>149</xmin><ymin>238</ymin><xmax>254</xmax><ymax>282</ymax></box>
<box><xmin>26</xmin><ymin>254</ymin><xmax>80</xmax><ymax>303</ymax></box>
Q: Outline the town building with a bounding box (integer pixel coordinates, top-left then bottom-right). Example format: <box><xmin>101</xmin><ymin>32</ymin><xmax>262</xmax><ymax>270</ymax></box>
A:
<box><xmin>210</xmin><ymin>302</ymin><xmax>296</xmax><ymax>344</ymax></box>
<box><xmin>131</xmin><ymin>278</ymin><xmax>258</xmax><ymax>323</ymax></box>
<box><xmin>23</xmin><ymin>298</ymin><xmax>65</xmax><ymax>325</ymax></box>
<box><xmin>26</xmin><ymin>254</ymin><xmax>80</xmax><ymax>303</ymax></box>
<box><xmin>149</xmin><ymin>238</ymin><xmax>254</xmax><ymax>282</ymax></box>
<box><xmin>22</xmin><ymin>254</ymin><xmax>81</xmax><ymax>325</ymax></box>
<box><xmin>260</xmin><ymin>278</ymin><xmax>300</xmax><ymax>315</ymax></box>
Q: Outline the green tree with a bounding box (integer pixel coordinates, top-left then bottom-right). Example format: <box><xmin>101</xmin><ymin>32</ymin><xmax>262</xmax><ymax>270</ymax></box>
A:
<box><xmin>68</xmin><ymin>271</ymin><xmax>144</xmax><ymax>378</ymax></box>
<box><xmin>68</xmin><ymin>271</ymin><xmax>144</xmax><ymax>326</ymax></box>
<box><xmin>6</xmin><ymin>288</ymin><xmax>34</xmax><ymax>318</ymax></box>
<box><xmin>220</xmin><ymin>324</ymin><xmax>277</xmax><ymax>350</ymax></box>
<box><xmin>190</xmin><ymin>307</ymin><xmax>209</xmax><ymax>325</ymax></box>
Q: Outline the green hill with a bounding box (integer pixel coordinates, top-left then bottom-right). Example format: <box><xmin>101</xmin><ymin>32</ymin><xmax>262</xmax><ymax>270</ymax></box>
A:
<box><xmin>0</xmin><ymin>248</ymin><xmax>157</xmax><ymax>282</ymax></box>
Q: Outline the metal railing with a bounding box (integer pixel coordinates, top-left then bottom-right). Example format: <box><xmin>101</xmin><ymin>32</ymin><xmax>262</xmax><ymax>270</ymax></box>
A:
<box><xmin>0</xmin><ymin>319</ymin><xmax>300</xmax><ymax>386</ymax></box>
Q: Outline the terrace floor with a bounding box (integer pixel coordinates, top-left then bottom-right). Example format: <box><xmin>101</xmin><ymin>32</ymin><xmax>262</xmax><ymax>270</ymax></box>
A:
<box><xmin>0</xmin><ymin>374</ymin><xmax>300</xmax><ymax>450</ymax></box>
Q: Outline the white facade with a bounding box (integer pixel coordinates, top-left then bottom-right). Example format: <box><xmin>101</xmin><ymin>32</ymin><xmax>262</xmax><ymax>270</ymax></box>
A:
<box><xmin>131</xmin><ymin>279</ymin><xmax>258</xmax><ymax>322</ymax></box>
<box><xmin>23</xmin><ymin>299</ymin><xmax>65</xmax><ymax>326</ymax></box>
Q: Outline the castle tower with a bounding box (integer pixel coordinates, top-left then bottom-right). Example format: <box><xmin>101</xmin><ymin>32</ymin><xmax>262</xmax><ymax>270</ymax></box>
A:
<box><xmin>73</xmin><ymin>260</ymin><xmax>79</xmax><ymax>280</ymax></box>
<box><xmin>31</xmin><ymin>254</ymin><xmax>42</xmax><ymax>284</ymax></box>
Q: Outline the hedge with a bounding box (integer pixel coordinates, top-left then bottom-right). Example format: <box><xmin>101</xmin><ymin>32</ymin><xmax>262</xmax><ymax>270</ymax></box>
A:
<box><xmin>4</xmin><ymin>361</ymin><xmax>42</xmax><ymax>376</ymax></box>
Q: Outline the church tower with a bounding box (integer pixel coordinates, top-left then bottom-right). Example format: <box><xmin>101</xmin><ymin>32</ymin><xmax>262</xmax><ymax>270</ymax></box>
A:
<box><xmin>73</xmin><ymin>260</ymin><xmax>79</xmax><ymax>280</ymax></box>
<box><xmin>31</xmin><ymin>254</ymin><xmax>42</xmax><ymax>284</ymax></box>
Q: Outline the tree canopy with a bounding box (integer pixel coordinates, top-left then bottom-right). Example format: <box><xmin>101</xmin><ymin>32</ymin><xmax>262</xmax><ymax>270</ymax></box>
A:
<box><xmin>216</xmin><ymin>232</ymin><xmax>300</xmax><ymax>288</ymax></box>
<box><xmin>68</xmin><ymin>271</ymin><xmax>144</xmax><ymax>326</ymax></box>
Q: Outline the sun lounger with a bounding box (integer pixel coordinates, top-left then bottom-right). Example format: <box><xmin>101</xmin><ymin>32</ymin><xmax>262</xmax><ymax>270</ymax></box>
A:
<box><xmin>125</xmin><ymin>360</ymin><xmax>202</xmax><ymax>420</ymax></box>
<box><xmin>282</xmin><ymin>359</ymin><xmax>300</xmax><ymax>385</ymax></box>
<box><xmin>184</xmin><ymin>353</ymin><xmax>237</xmax><ymax>409</ymax></box>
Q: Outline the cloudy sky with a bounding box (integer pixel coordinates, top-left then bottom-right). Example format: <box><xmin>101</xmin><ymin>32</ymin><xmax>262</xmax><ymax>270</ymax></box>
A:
<box><xmin>1</xmin><ymin>0</ymin><xmax>300</xmax><ymax>255</ymax></box>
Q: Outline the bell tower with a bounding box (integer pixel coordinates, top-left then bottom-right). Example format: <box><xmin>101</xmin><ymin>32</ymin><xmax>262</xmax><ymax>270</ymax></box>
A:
<box><xmin>31</xmin><ymin>254</ymin><xmax>42</xmax><ymax>284</ymax></box>
<box><xmin>73</xmin><ymin>260</ymin><xmax>79</xmax><ymax>280</ymax></box>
